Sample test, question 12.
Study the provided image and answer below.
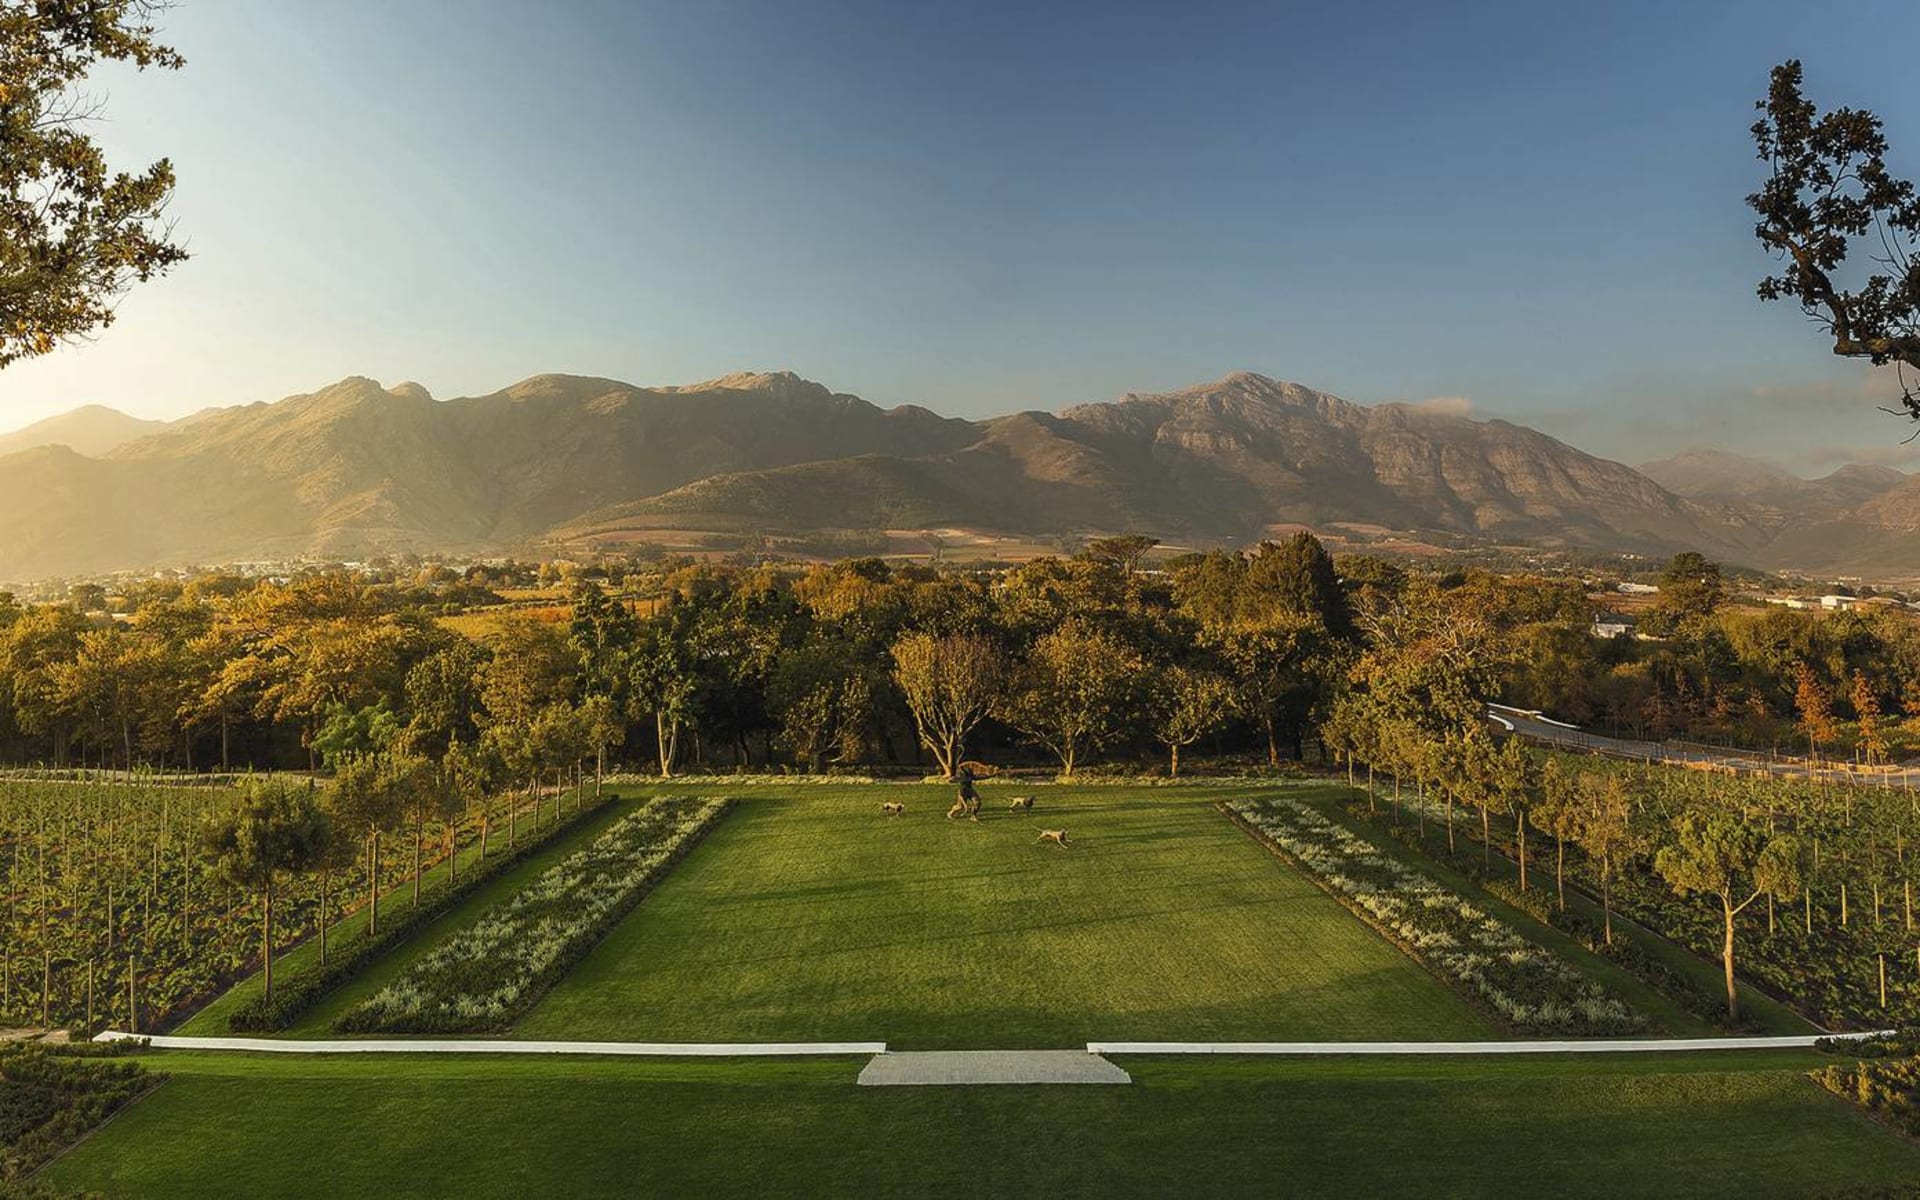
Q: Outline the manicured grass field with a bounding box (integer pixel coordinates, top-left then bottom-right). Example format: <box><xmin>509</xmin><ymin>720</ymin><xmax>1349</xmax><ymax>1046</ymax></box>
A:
<box><xmin>43</xmin><ymin>781</ymin><xmax>1920</xmax><ymax>1197</ymax></box>
<box><xmin>45</xmin><ymin>1049</ymin><xmax>1920</xmax><ymax>1198</ymax></box>
<box><xmin>514</xmin><ymin>783</ymin><xmax>1490</xmax><ymax>1047</ymax></box>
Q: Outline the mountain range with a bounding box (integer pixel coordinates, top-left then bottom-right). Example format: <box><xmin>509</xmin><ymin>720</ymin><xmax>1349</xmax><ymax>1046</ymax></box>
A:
<box><xmin>0</xmin><ymin>370</ymin><xmax>1916</xmax><ymax>581</ymax></box>
<box><xmin>0</xmin><ymin>405</ymin><xmax>169</xmax><ymax>460</ymax></box>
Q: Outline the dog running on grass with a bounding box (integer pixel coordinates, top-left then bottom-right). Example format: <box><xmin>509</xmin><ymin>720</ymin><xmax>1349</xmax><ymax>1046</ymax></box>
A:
<box><xmin>1036</xmin><ymin>828</ymin><xmax>1070</xmax><ymax>848</ymax></box>
<box><xmin>880</xmin><ymin>802</ymin><xmax>905</xmax><ymax>816</ymax></box>
<box><xmin>1007</xmin><ymin>796</ymin><xmax>1035</xmax><ymax>812</ymax></box>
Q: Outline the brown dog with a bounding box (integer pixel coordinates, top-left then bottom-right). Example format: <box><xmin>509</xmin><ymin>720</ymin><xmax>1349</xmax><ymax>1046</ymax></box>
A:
<box><xmin>1036</xmin><ymin>828</ymin><xmax>1070</xmax><ymax>847</ymax></box>
<box><xmin>1007</xmin><ymin>796</ymin><xmax>1035</xmax><ymax>812</ymax></box>
<box><xmin>881</xmin><ymin>802</ymin><xmax>905</xmax><ymax>816</ymax></box>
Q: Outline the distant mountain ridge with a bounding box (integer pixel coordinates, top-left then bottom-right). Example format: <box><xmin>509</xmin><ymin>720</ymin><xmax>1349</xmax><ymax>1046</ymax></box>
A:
<box><xmin>0</xmin><ymin>405</ymin><xmax>169</xmax><ymax>459</ymax></box>
<box><xmin>1640</xmin><ymin>448</ymin><xmax>1909</xmax><ymax>520</ymax></box>
<box><xmin>566</xmin><ymin>372</ymin><xmax>1762</xmax><ymax>561</ymax></box>
<box><xmin>0</xmin><ymin>370</ymin><xmax>1913</xmax><ymax>580</ymax></box>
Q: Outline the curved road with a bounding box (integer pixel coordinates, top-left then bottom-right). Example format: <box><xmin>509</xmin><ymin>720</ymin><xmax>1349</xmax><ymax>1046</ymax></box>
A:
<box><xmin>1487</xmin><ymin>704</ymin><xmax>1908</xmax><ymax>786</ymax></box>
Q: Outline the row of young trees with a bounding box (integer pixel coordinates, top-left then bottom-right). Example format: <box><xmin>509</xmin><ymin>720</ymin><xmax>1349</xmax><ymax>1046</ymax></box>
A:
<box><xmin>1329</xmin><ymin>712</ymin><xmax>1805</xmax><ymax>1021</ymax></box>
<box><xmin>0</xmin><ymin>752</ymin><xmax>593</xmax><ymax>1034</ymax></box>
<box><xmin>1329</xmin><ymin>648</ymin><xmax>1920</xmax><ymax>1028</ymax></box>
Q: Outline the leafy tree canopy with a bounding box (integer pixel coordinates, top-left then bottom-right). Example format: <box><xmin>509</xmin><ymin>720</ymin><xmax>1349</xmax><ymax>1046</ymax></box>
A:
<box><xmin>1750</xmin><ymin>59</ymin><xmax>1920</xmax><ymax>413</ymax></box>
<box><xmin>1651</xmin><ymin>552</ymin><xmax>1724</xmax><ymax>629</ymax></box>
<box><xmin>0</xmin><ymin>0</ymin><xmax>188</xmax><ymax>367</ymax></box>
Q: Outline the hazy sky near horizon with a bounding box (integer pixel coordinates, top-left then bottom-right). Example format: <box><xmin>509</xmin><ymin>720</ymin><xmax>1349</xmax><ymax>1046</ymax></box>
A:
<box><xmin>1</xmin><ymin>0</ymin><xmax>1918</xmax><ymax>474</ymax></box>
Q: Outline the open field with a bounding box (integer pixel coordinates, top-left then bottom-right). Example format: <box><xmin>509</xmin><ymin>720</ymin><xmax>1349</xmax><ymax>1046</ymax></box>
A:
<box><xmin>44</xmin><ymin>1049</ymin><xmax>1920</xmax><ymax>1199</ymax></box>
<box><xmin>514</xmin><ymin>783</ymin><xmax>1489</xmax><ymax>1047</ymax></box>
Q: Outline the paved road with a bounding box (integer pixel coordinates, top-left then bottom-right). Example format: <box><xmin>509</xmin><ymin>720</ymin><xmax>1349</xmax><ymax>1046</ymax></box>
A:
<box><xmin>1487</xmin><ymin>704</ymin><xmax>1907</xmax><ymax>786</ymax></box>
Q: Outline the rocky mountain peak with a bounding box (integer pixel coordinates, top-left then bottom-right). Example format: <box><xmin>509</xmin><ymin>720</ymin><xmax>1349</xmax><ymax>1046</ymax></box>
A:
<box><xmin>681</xmin><ymin>369</ymin><xmax>829</xmax><ymax>398</ymax></box>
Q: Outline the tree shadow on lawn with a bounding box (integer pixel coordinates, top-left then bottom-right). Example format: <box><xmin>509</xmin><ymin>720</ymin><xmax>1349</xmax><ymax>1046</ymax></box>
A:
<box><xmin>712</xmin><ymin>858</ymin><xmax>1273</xmax><ymax>913</ymax></box>
<box><xmin>673</xmin><ymin>886</ymin><xmax>1345</xmax><ymax>961</ymax></box>
<box><xmin>572</xmin><ymin>961</ymin><xmax>1492</xmax><ymax>1048</ymax></box>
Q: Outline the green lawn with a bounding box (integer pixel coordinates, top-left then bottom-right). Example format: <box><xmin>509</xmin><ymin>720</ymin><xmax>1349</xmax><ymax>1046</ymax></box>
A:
<box><xmin>45</xmin><ymin>1049</ymin><xmax>1920</xmax><ymax>1198</ymax></box>
<box><xmin>514</xmin><ymin>783</ymin><xmax>1490</xmax><ymax>1047</ymax></box>
<box><xmin>44</xmin><ymin>781</ymin><xmax>1920</xmax><ymax>1197</ymax></box>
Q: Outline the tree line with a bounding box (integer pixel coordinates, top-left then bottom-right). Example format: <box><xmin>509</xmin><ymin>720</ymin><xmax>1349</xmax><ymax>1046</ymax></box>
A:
<box><xmin>0</xmin><ymin>535</ymin><xmax>1367</xmax><ymax>780</ymax></box>
<box><xmin>8</xmin><ymin>541</ymin><xmax>1920</xmax><ymax>784</ymax></box>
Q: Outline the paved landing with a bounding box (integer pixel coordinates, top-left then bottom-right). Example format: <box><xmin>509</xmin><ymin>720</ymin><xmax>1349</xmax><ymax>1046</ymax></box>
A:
<box><xmin>857</xmin><ymin>1050</ymin><xmax>1132</xmax><ymax>1086</ymax></box>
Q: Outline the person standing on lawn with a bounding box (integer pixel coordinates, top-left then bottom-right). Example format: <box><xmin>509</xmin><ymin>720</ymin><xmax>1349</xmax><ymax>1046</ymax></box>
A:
<box><xmin>953</xmin><ymin>763</ymin><xmax>981</xmax><ymax>821</ymax></box>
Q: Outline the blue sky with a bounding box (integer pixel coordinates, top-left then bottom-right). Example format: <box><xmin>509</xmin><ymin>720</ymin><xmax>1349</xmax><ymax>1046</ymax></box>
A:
<box><xmin>2</xmin><ymin>0</ymin><xmax>1918</xmax><ymax>472</ymax></box>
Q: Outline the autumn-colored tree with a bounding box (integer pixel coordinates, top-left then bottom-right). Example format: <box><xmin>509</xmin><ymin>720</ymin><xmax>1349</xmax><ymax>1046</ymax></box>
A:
<box><xmin>1853</xmin><ymin>671</ymin><xmax>1888</xmax><ymax>766</ymax></box>
<box><xmin>1794</xmin><ymin>662</ymin><xmax>1837</xmax><ymax>759</ymax></box>
<box><xmin>1150</xmin><ymin>664</ymin><xmax>1234</xmax><ymax>777</ymax></box>
<box><xmin>479</xmin><ymin>617</ymin><xmax>578</xmax><ymax>728</ymax></box>
<box><xmin>177</xmin><ymin>626</ymin><xmax>250</xmax><ymax>769</ymax></box>
<box><xmin>999</xmin><ymin>620</ymin><xmax>1146</xmax><ymax>778</ymax></box>
<box><xmin>48</xmin><ymin>627</ymin><xmax>150</xmax><ymax>767</ymax></box>
<box><xmin>890</xmin><ymin>631</ymin><xmax>1003</xmax><ymax>778</ymax></box>
<box><xmin>252</xmin><ymin>615</ymin><xmax>434</xmax><ymax>768</ymax></box>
